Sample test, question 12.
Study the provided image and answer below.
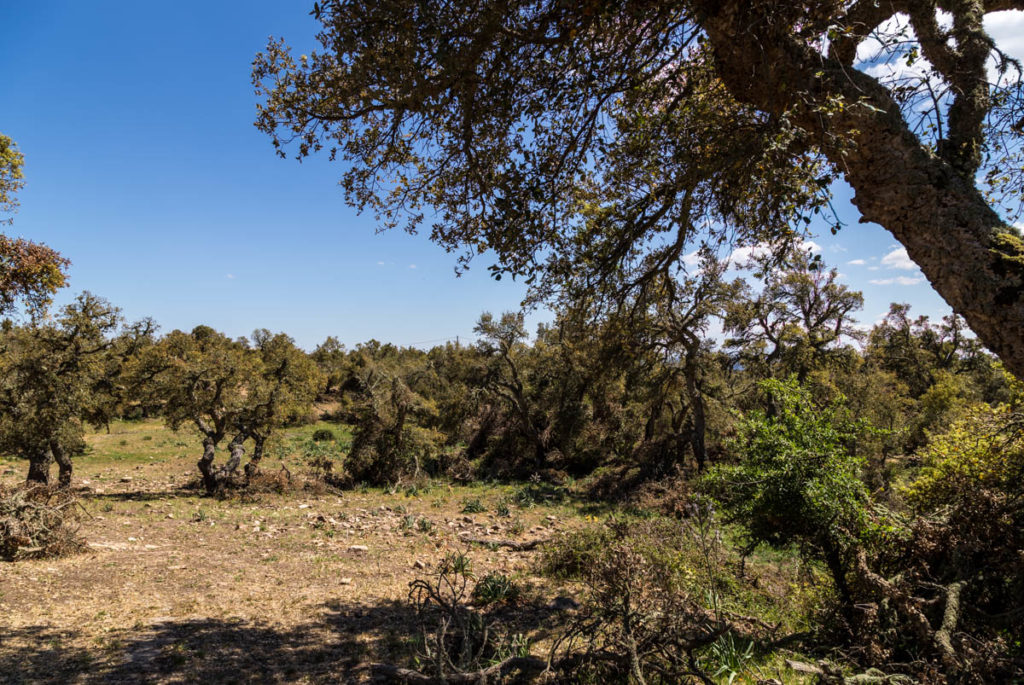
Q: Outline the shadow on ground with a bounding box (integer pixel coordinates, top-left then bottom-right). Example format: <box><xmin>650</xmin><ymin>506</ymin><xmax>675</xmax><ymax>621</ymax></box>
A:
<box><xmin>82</xmin><ymin>487</ymin><xmax>201</xmax><ymax>503</ymax></box>
<box><xmin>0</xmin><ymin>598</ymin><xmax>566</xmax><ymax>684</ymax></box>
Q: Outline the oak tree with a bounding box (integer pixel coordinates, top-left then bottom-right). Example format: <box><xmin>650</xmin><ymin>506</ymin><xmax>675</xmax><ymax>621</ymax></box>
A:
<box><xmin>134</xmin><ymin>326</ymin><xmax>257</xmax><ymax>494</ymax></box>
<box><xmin>0</xmin><ymin>293</ymin><xmax>121</xmax><ymax>485</ymax></box>
<box><xmin>254</xmin><ymin>1</ymin><xmax>1024</xmax><ymax>375</ymax></box>
<box><xmin>237</xmin><ymin>329</ymin><xmax>323</xmax><ymax>479</ymax></box>
<box><xmin>0</xmin><ymin>134</ymin><xmax>68</xmax><ymax>315</ymax></box>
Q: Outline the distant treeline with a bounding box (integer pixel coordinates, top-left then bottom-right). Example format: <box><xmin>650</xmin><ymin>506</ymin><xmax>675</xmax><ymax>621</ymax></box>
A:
<box><xmin>2</xmin><ymin>251</ymin><xmax>1012</xmax><ymax>495</ymax></box>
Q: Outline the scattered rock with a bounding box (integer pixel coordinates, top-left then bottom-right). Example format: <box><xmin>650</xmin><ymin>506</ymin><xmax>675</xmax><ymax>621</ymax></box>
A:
<box><xmin>120</xmin><ymin>477</ymin><xmax>133</xmax><ymax>483</ymax></box>
<box><xmin>340</xmin><ymin>577</ymin><xmax>353</xmax><ymax>585</ymax></box>
<box><xmin>413</xmin><ymin>559</ymin><xmax>426</xmax><ymax>569</ymax></box>
<box><xmin>348</xmin><ymin>545</ymin><xmax>369</xmax><ymax>553</ymax></box>
<box><xmin>165</xmin><ymin>513</ymin><xmax>175</xmax><ymax>519</ymax></box>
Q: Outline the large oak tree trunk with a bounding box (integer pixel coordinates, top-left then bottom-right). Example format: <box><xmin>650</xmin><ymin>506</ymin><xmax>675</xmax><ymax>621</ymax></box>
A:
<box><xmin>467</xmin><ymin>406</ymin><xmax>497</xmax><ymax>460</ymax></box>
<box><xmin>698</xmin><ymin>3</ymin><xmax>1024</xmax><ymax>378</ymax></box>
<box><xmin>244</xmin><ymin>435</ymin><xmax>265</xmax><ymax>481</ymax></box>
<box><xmin>221</xmin><ymin>433</ymin><xmax>246</xmax><ymax>479</ymax></box>
<box><xmin>26</xmin><ymin>449</ymin><xmax>52</xmax><ymax>485</ymax></box>
<box><xmin>197</xmin><ymin>438</ymin><xmax>218</xmax><ymax>494</ymax></box>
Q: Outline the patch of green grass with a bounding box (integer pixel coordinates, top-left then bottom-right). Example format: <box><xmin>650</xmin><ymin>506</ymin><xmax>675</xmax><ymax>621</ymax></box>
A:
<box><xmin>461</xmin><ymin>497</ymin><xmax>486</xmax><ymax>514</ymax></box>
<box><xmin>400</xmin><ymin>514</ymin><xmax>417</xmax><ymax>532</ymax></box>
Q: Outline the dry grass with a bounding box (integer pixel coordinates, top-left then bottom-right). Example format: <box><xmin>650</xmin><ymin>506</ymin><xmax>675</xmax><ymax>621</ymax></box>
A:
<box><xmin>0</xmin><ymin>420</ymin><xmax>582</xmax><ymax>683</ymax></box>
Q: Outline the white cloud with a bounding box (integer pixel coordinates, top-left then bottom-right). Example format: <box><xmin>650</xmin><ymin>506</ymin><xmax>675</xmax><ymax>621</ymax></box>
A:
<box><xmin>858</xmin><ymin>15</ymin><xmax>936</xmax><ymax>84</ymax></box>
<box><xmin>856</xmin><ymin>11</ymin><xmax>1024</xmax><ymax>100</ymax></box>
<box><xmin>409</xmin><ymin>264</ymin><xmax>417</xmax><ymax>269</ymax></box>
<box><xmin>377</xmin><ymin>261</ymin><xmax>385</xmax><ymax>266</ymax></box>
<box><xmin>870</xmin><ymin>276</ymin><xmax>924</xmax><ymax>286</ymax></box>
<box><xmin>867</xmin><ymin>266</ymin><xmax>881</xmax><ymax>271</ymax></box>
<box><xmin>847</xmin><ymin>258</ymin><xmax>866</xmax><ymax>266</ymax></box>
<box><xmin>880</xmin><ymin>247</ymin><xmax>916</xmax><ymax>270</ymax></box>
<box><xmin>986</xmin><ymin>11</ymin><xmax>1024</xmax><ymax>82</ymax></box>
<box><xmin>225</xmin><ymin>274</ymin><xmax>235</xmax><ymax>280</ymax></box>
<box><xmin>728</xmin><ymin>238</ymin><xmax>820</xmax><ymax>266</ymax></box>
<box><xmin>682</xmin><ymin>250</ymin><xmax>701</xmax><ymax>267</ymax></box>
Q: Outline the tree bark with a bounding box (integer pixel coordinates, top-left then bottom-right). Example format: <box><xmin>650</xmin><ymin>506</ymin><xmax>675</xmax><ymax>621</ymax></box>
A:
<box><xmin>682</xmin><ymin>344</ymin><xmax>708</xmax><ymax>471</ymax></box>
<box><xmin>823</xmin><ymin>540</ymin><xmax>855</xmax><ymax>626</ymax></box>
<box><xmin>50</xmin><ymin>441</ymin><xmax>72</xmax><ymax>488</ymax></box>
<box><xmin>697</xmin><ymin>2</ymin><xmax>1024</xmax><ymax>378</ymax></box>
<box><xmin>26</xmin><ymin>449</ymin><xmax>52</xmax><ymax>485</ymax></box>
<box><xmin>220</xmin><ymin>432</ymin><xmax>246</xmax><ymax>478</ymax></box>
<box><xmin>466</xmin><ymin>406</ymin><xmax>496</xmax><ymax>460</ymax></box>
<box><xmin>244</xmin><ymin>434</ymin><xmax>265</xmax><ymax>481</ymax></box>
<box><xmin>197</xmin><ymin>437</ymin><xmax>218</xmax><ymax>494</ymax></box>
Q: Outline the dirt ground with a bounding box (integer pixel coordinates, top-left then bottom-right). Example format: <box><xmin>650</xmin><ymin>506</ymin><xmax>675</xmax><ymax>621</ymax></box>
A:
<box><xmin>0</xmin><ymin>421</ymin><xmax>583</xmax><ymax>684</ymax></box>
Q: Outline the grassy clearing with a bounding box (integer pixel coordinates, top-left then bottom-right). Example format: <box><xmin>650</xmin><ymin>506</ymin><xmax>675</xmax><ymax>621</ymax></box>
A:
<box><xmin>0</xmin><ymin>419</ymin><xmax>813</xmax><ymax>683</ymax></box>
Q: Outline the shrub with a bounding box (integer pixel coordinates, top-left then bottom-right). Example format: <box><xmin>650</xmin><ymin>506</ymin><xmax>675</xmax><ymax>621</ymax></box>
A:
<box><xmin>545</xmin><ymin>518</ymin><xmax>779</xmax><ymax>684</ymax></box>
<box><xmin>471</xmin><ymin>572</ymin><xmax>520</xmax><ymax>605</ymax></box>
<box><xmin>302</xmin><ymin>438</ymin><xmax>348</xmax><ymax>487</ymax></box>
<box><xmin>346</xmin><ymin>421</ymin><xmax>444</xmax><ymax>486</ymax></box>
<box><xmin>400</xmin><ymin>514</ymin><xmax>417</xmax><ymax>532</ymax></box>
<box><xmin>311</xmin><ymin>428</ymin><xmax>335</xmax><ymax>442</ymax></box>
<box><xmin>864</xmin><ymin>403</ymin><xmax>1024</xmax><ymax>680</ymax></box>
<box><xmin>702</xmin><ymin>377</ymin><xmax>872</xmax><ymax>613</ymax></box>
<box><xmin>905</xmin><ymin>403</ymin><xmax>1024</xmax><ymax>511</ymax></box>
<box><xmin>538</xmin><ymin>526</ymin><xmax>613</xmax><ymax>580</ymax></box>
<box><xmin>378</xmin><ymin>552</ymin><xmax>542</xmax><ymax>683</ymax></box>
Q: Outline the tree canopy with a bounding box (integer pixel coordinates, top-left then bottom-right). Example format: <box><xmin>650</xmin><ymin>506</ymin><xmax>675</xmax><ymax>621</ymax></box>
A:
<box><xmin>253</xmin><ymin>0</ymin><xmax>1024</xmax><ymax>376</ymax></box>
<box><xmin>0</xmin><ymin>133</ymin><xmax>69</xmax><ymax>315</ymax></box>
<box><xmin>0</xmin><ymin>293</ymin><xmax>121</xmax><ymax>485</ymax></box>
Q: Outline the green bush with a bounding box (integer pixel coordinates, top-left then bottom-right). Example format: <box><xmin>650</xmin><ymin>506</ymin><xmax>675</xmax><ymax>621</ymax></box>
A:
<box><xmin>472</xmin><ymin>571</ymin><xmax>520</xmax><ymax>605</ymax></box>
<box><xmin>702</xmin><ymin>377</ymin><xmax>872</xmax><ymax>610</ymax></box>
<box><xmin>311</xmin><ymin>428</ymin><xmax>335</xmax><ymax>442</ymax></box>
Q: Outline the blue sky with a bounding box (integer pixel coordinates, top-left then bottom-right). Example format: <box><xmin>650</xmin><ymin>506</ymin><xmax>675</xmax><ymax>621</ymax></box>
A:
<box><xmin>1</xmin><ymin>2</ymin><xmax>1020</xmax><ymax>349</ymax></box>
